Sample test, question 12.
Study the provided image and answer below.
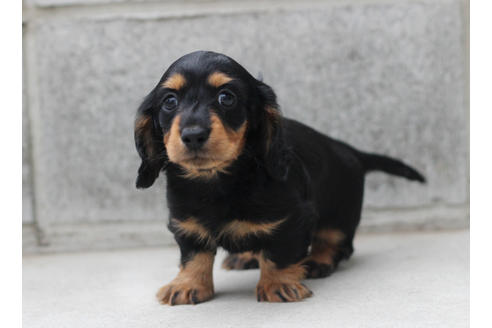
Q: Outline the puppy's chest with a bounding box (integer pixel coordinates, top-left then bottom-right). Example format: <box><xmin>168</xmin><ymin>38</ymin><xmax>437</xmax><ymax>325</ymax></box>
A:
<box><xmin>169</xmin><ymin>216</ymin><xmax>286</xmax><ymax>251</ymax></box>
<box><xmin>167</xmin><ymin>180</ymin><xmax>294</xmax><ymax>250</ymax></box>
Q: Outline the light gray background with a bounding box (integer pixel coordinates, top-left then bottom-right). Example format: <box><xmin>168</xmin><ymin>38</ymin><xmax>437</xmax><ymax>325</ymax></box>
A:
<box><xmin>22</xmin><ymin>0</ymin><xmax>469</xmax><ymax>253</ymax></box>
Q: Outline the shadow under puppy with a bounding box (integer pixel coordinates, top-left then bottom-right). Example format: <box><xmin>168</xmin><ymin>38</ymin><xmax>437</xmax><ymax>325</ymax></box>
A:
<box><xmin>134</xmin><ymin>51</ymin><xmax>425</xmax><ymax>305</ymax></box>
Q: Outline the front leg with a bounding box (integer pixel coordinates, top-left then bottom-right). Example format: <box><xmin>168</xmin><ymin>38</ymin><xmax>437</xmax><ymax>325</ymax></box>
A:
<box><xmin>256</xmin><ymin>253</ymin><xmax>312</xmax><ymax>302</ymax></box>
<box><xmin>157</xmin><ymin>219</ymin><xmax>216</xmax><ymax>305</ymax></box>
<box><xmin>156</xmin><ymin>251</ymin><xmax>215</xmax><ymax>305</ymax></box>
<box><xmin>256</xmin><ymin>214</ymin><xmax>314</xmax><ymax>302</ymax></box>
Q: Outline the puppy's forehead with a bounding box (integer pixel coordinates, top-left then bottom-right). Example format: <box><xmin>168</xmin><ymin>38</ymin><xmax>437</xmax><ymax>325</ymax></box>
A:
<box><xmin>161</xmin><ymin>51</ymin><xmax>253</xmax><ymax>89</ymax></box>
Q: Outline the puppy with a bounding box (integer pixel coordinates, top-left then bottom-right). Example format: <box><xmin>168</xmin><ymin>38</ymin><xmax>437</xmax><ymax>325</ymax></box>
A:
<box><xmin>134</xmin><ymin>51</ymin><xmax>425</xmax><ymax>305</ymax></box>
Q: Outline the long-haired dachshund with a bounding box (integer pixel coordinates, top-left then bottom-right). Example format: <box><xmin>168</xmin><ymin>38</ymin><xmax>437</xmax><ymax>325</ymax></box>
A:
<box><xmin>134</xmin><ymin>51</ymin><xmax>425</xmax><ymax>305</ymax></box>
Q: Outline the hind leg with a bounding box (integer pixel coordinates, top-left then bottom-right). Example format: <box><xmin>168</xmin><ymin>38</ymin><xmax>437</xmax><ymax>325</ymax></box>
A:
<box><xmin>304</xmin><ymin>177</ymin><xmax>363</xmax><ymax>279</ymax></box>
<box><xmin>303</xmin><ymin>229</ymin><xmax>351</xmax><ymax>278</ymax></box>
<box><xmin>222</xmin><ymin>251</ymin><xmax>259</xmax><ymax>270</ymax></box>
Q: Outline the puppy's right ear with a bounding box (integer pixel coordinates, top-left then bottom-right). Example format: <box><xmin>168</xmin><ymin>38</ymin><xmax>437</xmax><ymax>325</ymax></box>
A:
<box><xmin>255</xmin><ymin>81</ymin><xmax>292</xmax><ymax>181</ymax></box>
<box><xmin>134</xmin><ymin>90</ymin><xmax>168</xmax><ymax>189</ymax></box>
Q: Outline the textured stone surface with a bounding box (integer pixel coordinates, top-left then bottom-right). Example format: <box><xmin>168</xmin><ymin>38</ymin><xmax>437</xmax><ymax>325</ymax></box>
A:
<box><xmin>22</xmin><ymin>108</ymin><xmax>33</xmax><ymax>224</ymax></box>
<box><xmin>22</xmin><ymin>224</ymin><xmax>39</xmax><ymax>254</ymax></box>
<box><xmin>24</xmin><ymin>0</ymin><xmax>468</xmax><ymax>250</ymax></box>
<box><xmin>24</xmin><ymin>0</ymin><xmax>244</xmax><ymax>7</ymax></box>
<box><xmin>24</xmin><ymin>0</ymin><xmax>140</xmax><ymax>7</ymax></box>
<box><xmin>23</xmin><ymin>49</ymin><xmax>34</xmax><ymax>224</ymax></box>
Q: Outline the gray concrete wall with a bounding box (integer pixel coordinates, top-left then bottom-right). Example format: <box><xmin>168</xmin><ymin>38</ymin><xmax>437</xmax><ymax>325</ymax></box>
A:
<box><xmin>22</xmin><ymin>0</ymin><xmax>469</xmax><ymax>253</ymax></box>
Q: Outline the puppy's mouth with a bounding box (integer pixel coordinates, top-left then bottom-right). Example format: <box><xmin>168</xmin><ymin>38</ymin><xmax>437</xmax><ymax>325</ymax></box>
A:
<box><xmin>178</xmin><ymin>152</ymin><xmax>230</xmax><ymax>171</ymax></box>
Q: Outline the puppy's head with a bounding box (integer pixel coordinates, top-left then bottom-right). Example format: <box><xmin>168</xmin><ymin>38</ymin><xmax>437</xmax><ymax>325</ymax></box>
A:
<box><xmin>134</xmin><ymin>51</ymin><xmax>290</xmax><ymax>187</ymax></box>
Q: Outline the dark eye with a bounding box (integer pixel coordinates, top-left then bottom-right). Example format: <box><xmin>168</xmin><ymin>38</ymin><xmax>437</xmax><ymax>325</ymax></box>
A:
<box><xmin>217</xmin><ymin>90</ymin><xmax>236</xmax><ymax>107</ymax></box>
<box><xmin>162</xmin><ymin>94</ymin><xmax>178</xmax><ymax>111</ymax></box>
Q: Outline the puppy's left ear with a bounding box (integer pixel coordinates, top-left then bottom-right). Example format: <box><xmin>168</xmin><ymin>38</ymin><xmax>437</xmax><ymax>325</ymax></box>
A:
<box><xmin>255</xmin><ymin>81</ymin><xmax>292</xmax><ymax>181</ymax></box>
<box><xmin>134</xmin><ymin>89</ymin><xmax>168</xmax><ymax>189</ymax></box>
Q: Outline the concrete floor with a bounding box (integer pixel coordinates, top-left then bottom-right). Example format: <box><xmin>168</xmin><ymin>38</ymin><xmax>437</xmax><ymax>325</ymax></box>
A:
<box><xmin>23</xmin><ymin>230</ymin><xmax>469</xmax><ymax>328</ymax></box>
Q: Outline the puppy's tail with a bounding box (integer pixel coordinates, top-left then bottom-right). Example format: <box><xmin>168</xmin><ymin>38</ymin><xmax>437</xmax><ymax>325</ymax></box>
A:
<box><xmin>358</xmin><ymin>152</ymin><xmax>426</xmax><ymax>183</ymax></box>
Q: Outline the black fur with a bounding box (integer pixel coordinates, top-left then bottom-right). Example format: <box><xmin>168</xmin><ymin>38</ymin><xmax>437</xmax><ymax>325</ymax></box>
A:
<box><xmin>134</xmin><ymin>51</ymin><xmax>426</xmax><ymax>297</ymax></box>
<box><xmin>134</xmin><ymin>89</ymin><xmax>168</xmax><ymax>188</ymax></box>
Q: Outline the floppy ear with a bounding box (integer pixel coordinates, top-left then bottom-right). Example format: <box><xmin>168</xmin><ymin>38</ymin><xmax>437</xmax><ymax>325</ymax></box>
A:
<box><xmin>134</xmin><ymin>90</ymin><xmax>168</xmax><ymax>189</ymax></box>
<box><xmin>255</xmin><ymin>81</ymin><xmax>292</xmax><ymax>181</ymax></box>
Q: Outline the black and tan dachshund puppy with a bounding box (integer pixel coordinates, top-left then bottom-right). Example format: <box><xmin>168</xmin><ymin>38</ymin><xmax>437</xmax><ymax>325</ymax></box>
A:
<box><xmin>134</xmin><ymin>51</ymin><xmax>425</xmax><ymax>305</ymax></box>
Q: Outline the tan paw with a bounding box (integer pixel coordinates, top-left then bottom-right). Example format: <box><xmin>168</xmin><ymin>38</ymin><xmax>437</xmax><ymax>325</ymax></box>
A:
<box><xmin>222</xmin><ymin>252</ymin><xmax>259</xmax><ymax>270</ymax></box>
<box><xmin>256</xmin><ymin>282</ymin><xmax>312</xmax><ymax>302</ymax></box>
<box><xmin>156</xmin><ymin>283</ymin><xmax>214</xmax><ymax>305</ymax></box>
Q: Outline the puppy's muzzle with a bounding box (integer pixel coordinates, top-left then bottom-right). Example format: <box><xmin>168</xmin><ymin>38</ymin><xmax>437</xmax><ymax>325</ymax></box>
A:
<box><xmin>181</xmin><ymin>126</ymin><xmax>210</xmax><ymax>151</ymax></box>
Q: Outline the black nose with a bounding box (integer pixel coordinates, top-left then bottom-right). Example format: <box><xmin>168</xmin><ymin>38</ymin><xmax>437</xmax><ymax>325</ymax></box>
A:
<box><xmin>181</xmin><ymin>126</ymin><xmax>210</xmax><ymax>150</ymax></box>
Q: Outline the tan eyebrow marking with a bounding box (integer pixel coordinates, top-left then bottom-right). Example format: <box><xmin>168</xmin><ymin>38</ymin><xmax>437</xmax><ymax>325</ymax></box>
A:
<box><xmin>162</xmin><ymin>73</ymin><xmax>186</xmax><ymax>90</ymax></box>
<box><xmin>207</xmin><ymin>72</ymin><xmax>233</xmax><ymax>88</ymax></box>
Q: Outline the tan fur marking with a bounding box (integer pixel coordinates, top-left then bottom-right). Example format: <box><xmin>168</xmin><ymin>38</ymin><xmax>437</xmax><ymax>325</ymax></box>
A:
<box><xmin>314</xmin><ymin>229</ymin><xmax>345</xmax><ymax>245</ymax></box>
<box><xmin>265</xmin><ymin>106</ymin><xmax>280</xmax><ymax>121</ymax></box>
<box><xmin>309</xmin><ymin>244</ymin><xmax>336</xmax><ymax>266</ymax></box>
<box><xmin>171</xmin><ymin>217</ymin><xmax>214</xmax><ymax>246</ymax></box>
<box><xmin>256</xmin><ymin>254</ymin><xmax>312</xmax><ymax>302</ymax></box>
<box><xmin>161</xmin><ymin>73</ymin><xmax>186</xmax><ymax>90</ymax></box>
<box><xmin>222</xmin><ymin>251</ymin><xmax>259</xmax><ymax>270</ymax></box>
<box><xmin>180</xmin><ymin>167</ymin><xmax>229</xmax><ymax>180</ymax></box>
<box><xmin>202</xmin><ymin>113</ymin><xmax>247</xmax><ymax>165</ymax></box>
<box><xmin>164</xmin><ymin>115</ymin><xmax>182</xmax><ymax>161</ymax></box>
<box><xmin>156</xmin><ymin>252</ymin><xmax>215</xmax><ymax>305</ymax></box>
<box><xmin>177</xmin><ymin>113</ymin><xmax>247</xmax><ymax>179</ymax></box>
<box><xmin>219</xmin><ymin>218</ymin><xmax>286</xmax><ymax>239</ymax></box>
<box><xmin>307</xmin><ymin>229</ymin><xmax>345</xmax><ymax>266</ymax></box>
<box><xmin>207</xmin><ymin>72</ymin><xmax>233</xmax><ymax>87</ymax></box>
<box><xmin>135</xmin><ymin>115</ymin><xmax>151</xmax><ymax>131</ymax></box>
<box><xmin>135</xmin><ymin>115</ymin><xmax>154</xmax><ymax>156</ymax></box>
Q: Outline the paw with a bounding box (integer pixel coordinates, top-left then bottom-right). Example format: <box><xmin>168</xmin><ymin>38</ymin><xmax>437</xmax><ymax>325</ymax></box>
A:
<box><xmin>303</xmin><ymin>260</ymin><xmax>335</xmax><ymax>279</ymax></box>
<box><xmin>156</xmin><ymin>283</ymin><xmax>213</xmax><ymax>305</ymax></box>
<box><xmin>222</xmin><ymin>252</ymin><xmax>259</xmax><ymax>270</ymax></box>
<box><xmin>256</xmin><ymin>282</ymin><xmax>312</xmax><ymax>302</ymax></box>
